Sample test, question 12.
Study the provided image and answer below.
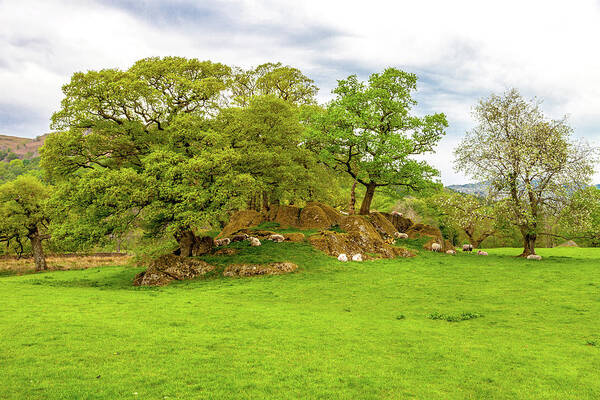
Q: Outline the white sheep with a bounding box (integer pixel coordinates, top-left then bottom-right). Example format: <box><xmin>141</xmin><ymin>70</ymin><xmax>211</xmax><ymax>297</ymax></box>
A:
<box><xmin>462</xmin><ymin>244</ymin><xmax>473</xmax><ymax>252</ymax></box>
<box><xmin>431</xmin><ymin>243</ymin><xmax>441</xmax><ymax>252</ymax></box>
<box><xmin>527</xmin><ymin>254</ymin><xmax>542</xmax><ymax>260</ymax></box>
<box><xmin>268</xmin><ymin>234</ymin><xmax>285</xmax><ymax>243</ymax></box>
<box><xmin>249</xmin><ymin>237</ymin><xmax>261</xmax><ymax>247</ymax></box>
<box><xmin>394</xmin><ymin>232</ymin><xmax>409</xmax><ymax>239</ymax></box>
<box><xmin>391</xmin><ymin>211</ymin><xmax>403</xmax><ymax>217</ymax></box>
<box><xmin>446</xmin><ymin>249</ymin><xmax>456</xmax><ymax>255</ymax></box>
<box><xmin>477</xmin><ymin>250</ymin><xmax>488</xmax><ymax>256</ymax></box>
<box><xmin>337</xmin><ymin>253</ymin><xmax>348</xmax><ymax>262</ymax></box>
<box><xmin>351</xmin><ymin>254</ymin><xmax>363</xmax><ymax>262</ymax></box>
<box><xmin>214</xmin><ymin>238</ymin><xmax>231</xmax><ymax>247</ymax></box>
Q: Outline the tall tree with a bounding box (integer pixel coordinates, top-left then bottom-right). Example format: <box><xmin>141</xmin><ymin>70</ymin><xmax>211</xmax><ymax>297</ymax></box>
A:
<box><xmin>455</xmin><ymin>89</ymin><xmax>597</xmax><ymax>256</ymax></box>
<box><xmin>0</xmin><ymin>175</ymin><xmax>51</xmax><ymax>271</ymax></box>
<box><xmin>305</xmin><ymin>68</ymin><xmax>447</xmax><ymax>214</ymax></box>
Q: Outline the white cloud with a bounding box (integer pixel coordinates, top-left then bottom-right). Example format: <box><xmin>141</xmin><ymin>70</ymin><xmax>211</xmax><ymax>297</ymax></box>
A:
<box><xmin>1</xmin><ymin>0</ymin><xmax>599</xmax><ymax>183</ymax></box>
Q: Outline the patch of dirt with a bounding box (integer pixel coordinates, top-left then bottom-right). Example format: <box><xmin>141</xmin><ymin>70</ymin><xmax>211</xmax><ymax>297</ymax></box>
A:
<box><xmin>223</xmin><ymin>262</ymin><xmax>298</xmax><ymax>277</ymax></box>
<box><xmin>133</xmin><ymin>254</ymin><xmax>216</xmax><ymax>286</ymax></box>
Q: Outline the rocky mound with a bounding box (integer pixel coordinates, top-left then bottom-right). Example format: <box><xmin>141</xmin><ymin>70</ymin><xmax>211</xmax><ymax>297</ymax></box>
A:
<box><xmin>218</xmin><ymin>210</ymin><xmax>265</xmax><ymax>238</ymax></box>
<box><xmin>308</xmin><ymin>230</ymin><xmax>414</xmax><ymax>259</ymax></box>
<box><xmin>383</xmin><ymin>212</ymin><xmax>414</xmax><ymax>232</ymax></box>
<box><xmin>133</xmin><ymin>255</ymin><xmax>216</xmax><ymax>286</ymax></box>
<box><xmin>223</xmin><ymin>262</ymin><xmax>298</xmax><ymax>277</ymax></box>
<box><xmin>299</xmin><ymin>203</ymin><xmax>332</xmax><ymax>229</ymax></box>
<box><xmin>368</xmin><ymin>212</ymin><xmax>399</xmax><ymax>239</ymax></box>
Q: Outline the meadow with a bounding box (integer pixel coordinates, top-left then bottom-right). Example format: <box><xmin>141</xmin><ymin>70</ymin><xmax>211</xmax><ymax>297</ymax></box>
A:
<box><xmin>1</xmin><ymin>243</ymin><xmax>599</xmax><ymax>399</ymax></box>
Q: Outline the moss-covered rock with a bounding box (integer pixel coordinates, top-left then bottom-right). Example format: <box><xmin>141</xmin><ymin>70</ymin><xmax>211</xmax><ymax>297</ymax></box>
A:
<box><xmin>306</xmin><ymin>202</ymin><xmax>343</xmax><ymax>225</ymax></box>
<box><xmin>218</xmin><ymin>210</ymin><xmax>264</xmax><ymax>238</ymax></box>
<box><xmin>272</xmin><ymin>205</ymin><xmax>301</xmax><ymax>227</ymax></box>
<box><xmin>223</xmin><ymin>262</ymin><xmax>298</xmax><ymax>277</ymax></box>
<box><xmin>383</xmin><ymin>213</ymin><xmax>413</xmax><ymax>232</ymax></box>
<box><xmin>308</xmin><ymin>229</ymin><xmax>415</xmax><ymax>259</ymax></box>
<box><xmin>368</xmin><ymin>212</ymin><xmax>399</xmax><ymax>239</ymax></box>
<box><xmin>133</xmin><ymin>255</ymin><xmax>216</xmax><ymax>286</ymax></box>
<box><xmin>299</xmin><ymin>204</ymin><xmax>332</xmax><ymax>229</ymax></box>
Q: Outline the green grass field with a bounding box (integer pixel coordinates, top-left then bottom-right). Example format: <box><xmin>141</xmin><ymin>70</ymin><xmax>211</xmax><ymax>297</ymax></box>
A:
<box><xmin>1</xmin><ymin>243</ymin><xmax>599</xmax><ymax>399</ymax></box>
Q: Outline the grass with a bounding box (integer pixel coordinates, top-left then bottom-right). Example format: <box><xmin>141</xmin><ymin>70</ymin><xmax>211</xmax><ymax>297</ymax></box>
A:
<box><xmin>1</xmin><ymin>244</ymin><xmax>599</xmax><ymax>399</ymax></box>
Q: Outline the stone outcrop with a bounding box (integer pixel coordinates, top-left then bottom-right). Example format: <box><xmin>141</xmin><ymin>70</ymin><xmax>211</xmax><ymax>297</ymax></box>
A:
<box><xmin>270</xmin><ymin>205</ymin><xmax>301</xmax><ymax>227</ymax></box>
<box><xmin>382</xmin><ymin>212</ymin><xmax>414</xmax><ymax>233</ymax></box>
<box><xmin>223</xmin><ymin>262</ymin><xmax>298</xmax><ymax>277</ymax></box>
<box><xmin>368</xmin><ymin>212</ymin><xmax>399</xmax><ymax>239</ymax></box>
<box><xmin>299</xmin><ymin>203</ymin><xmax>332</xmax><ymax>229</ymax></box>
<box><xmin>218</xmin><ymin>210</ymin><xmax>265</xmax><ymax>238</ymax></box>
<box><xmin>133</xmin><ymin>255</ymin><xmax>216</xmax><ymax>286</ymax></box>
<box><xmin>308</xmin><ymin>230</ymin><xmax>414</xmax><ymax>259</ymax></box>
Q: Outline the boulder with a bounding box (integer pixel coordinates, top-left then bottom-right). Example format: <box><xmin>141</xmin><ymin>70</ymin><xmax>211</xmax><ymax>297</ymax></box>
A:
<box><xmin>383</xmin><ymin>212</ymin><xmax>414</xmax><ymax>232</ymax></box>
<box><xmin>368</xmin><ymin>212</ymin><xmax>399</xmax><ymax>239</ymax></box>
<box><xmin>223</xmin><ymin>262</ymin><xmax>298</xmax><ymax>277</ymax></box>
<box><xmin>299</xmin><ymin>204</ymin><xmax>332</xmax><ymax>229</ymax></box>
<box><xmin>191</xmin><ymin>235</ymin><xmax>214</xmax><ymax>256</ymax></box>
<box><xmin>305</xmin><ymin>202</ymin><xmax>344</xmax><ymax>225</ymax></box>
<box><xmin>340</xmin><ymin>215</ymin><xmax>383</xmax><ymax>243</ymax></box>
<box><xmin>283</xmin><ymin>232</ymin><xmax>306</xmax><ymax>242</ymax></box>
<box><xmin>133</xmin><ymin>255</ymin><xmax>216</xmax><ymax>286</ymax></box>
<box><xmin>218</xmin><ymin>210</ymin><xmax>264</xmax><ymax>238</ymax></box>
<box><xmin>308</xmin><ymin>230</ymin><xmax>414</xmax><ymax>259</ymax></box>
<box><xmin>272</xmin><ymin>205</ymin><xmax>301</xmax><ymax>227</ymax></box>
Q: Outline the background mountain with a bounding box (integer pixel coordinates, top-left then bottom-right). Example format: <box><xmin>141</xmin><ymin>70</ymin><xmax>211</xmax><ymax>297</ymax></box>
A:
<box><xmin>0</xmin><ymin>134</ymin><xmax>47</xmax><ymax>161</ymax></box>
<box><xmin>448</xmin><ymin>182</ymin><xmax>600</xmax><ymax>196</ymax></box>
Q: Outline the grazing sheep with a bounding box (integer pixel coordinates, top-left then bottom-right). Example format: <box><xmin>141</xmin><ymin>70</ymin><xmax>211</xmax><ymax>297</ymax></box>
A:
<box><xmin>391</xmin><ymin>211</ymin><xmax>403</xmax><ymax>217</ymax></box>
<box><xmin>446</xmin><ymin>249</ymin><xmax>456</xmax><ymax>255</ymax></box>
<box><xmin>462</xmin><ymin>244</ymin><xmax>473</xmax><ymax>252</ymax></box>
<box><xmin>231</xmin><ymin>234</ymin><xmax>248</xmax><ymax>242</ymax></box>
<box><xmin>351</xmin><ymin>254</ymin><xmax>363</xmax><ymax>262</ymax></box>
<box><xmin>527</xmin><ymin>254</ymin><xmax>542</xmax><ymax>260</ymax></box>
<box><xmin>477</xmin><ymin>250</ymin><xmax>488</xmax><ymax>256</ymax></box>
<box><xmin>431</xmin><ymin>243</ymin><xmax>441</xmax><ymax>252</ymax></box>
<box><xmin>337</xmin><ymin>253</ymin><xmax>348</xmax><ymax>262</ymax></box>
<box><xmin>268</xmin><ymin>234</ymin><xmax>285</xmax><ymax>243</ymax></box>
<box><xmin>249</xmin><ymin>237</ymin><xmax>261</xmax><ymax>247</ymax></box>
<box><xmin>394</xmin><ymin>232</ymin><xmax>409</xmax><ymax>239</ymax></box>
<box><xmin>214</xmin><ymin>238</ymin><xmax>231</xmax><ymax>247</ymax></box>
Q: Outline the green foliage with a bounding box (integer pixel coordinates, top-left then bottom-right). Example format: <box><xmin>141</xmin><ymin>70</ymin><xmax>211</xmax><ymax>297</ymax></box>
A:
<box><xmin>0</xmin><ymin>158</ymin><xmax>42</xmax><ymax>184</ymax></box>
<box><xmin>305</xmin><ymin>67</ymin><xmax>447</xmax><ymax>213</ymax></box>
<box><xmin>0</xmin><ymin>175</ymin><xmax>51</xmax><ymax>254</ymax></box>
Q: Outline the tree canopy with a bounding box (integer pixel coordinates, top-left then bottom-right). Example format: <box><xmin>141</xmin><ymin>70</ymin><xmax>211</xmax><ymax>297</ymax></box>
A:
<box><xmin>455</xmin><ymin>89</ymin><xmax>597</xmax><ymax>256</ymax></box>
<box><xmin>305</xmin><ymin>68</ymin><xmax>447</xmax><ymax>214</ymax></box>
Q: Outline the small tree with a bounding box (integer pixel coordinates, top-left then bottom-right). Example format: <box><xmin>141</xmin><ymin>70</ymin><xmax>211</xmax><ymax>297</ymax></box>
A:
<box><xmin>455</xmin><ymin>89</ymin><xmax>597</xmax><ymax>256</ymax></box>
<box><xmin>0</xmin><ymin>175</ymin><xmax>51</xmax><ymax>270</ymax></box>
<box><xmin>306</xmin><ymin>68</ymin><xmax>447</xmax><ymax>214</ymax></box>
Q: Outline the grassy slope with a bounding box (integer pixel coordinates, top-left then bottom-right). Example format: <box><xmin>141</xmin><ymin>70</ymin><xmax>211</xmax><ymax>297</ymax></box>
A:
<box><xmin>1</xmin><ymin>244</ymin><xmax>599</xmax><ymax>399</ymax></box>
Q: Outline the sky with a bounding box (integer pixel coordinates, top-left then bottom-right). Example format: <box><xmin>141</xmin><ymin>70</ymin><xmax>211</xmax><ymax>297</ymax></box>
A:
<box><xmin>1</xmin><ymin>0</ymin><xmax>599</xmax><ymax>184</ymax></box>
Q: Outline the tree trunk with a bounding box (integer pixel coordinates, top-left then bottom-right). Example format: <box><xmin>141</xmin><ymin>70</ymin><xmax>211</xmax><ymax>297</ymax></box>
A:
<box><xmin>174</xmin><ymin>229</ymin><xmax>196</xmax><ymax>257</ymax></box>
<box><xmin>359</xmin><ymin>183</ymin><xmax>377</xmax><ymax>215</ymax></box>
<box><xmin>348</xmin><ymin>179</ymin><xmax>357</xmax><ymax>215</ymax></box>
<box><xmin>262</xmin><ymin>190</ymin><xmax>270</xmax><ymax>212</ymax></box>
<box><xmin>28</xmin><ymin>230</ymin><xmax>47</xmax><ymax>271</ymax></box>
<box><xmin>519</xmin><ymin>230</ymin><xmax>537</xmax><ymax>257</ymax></box>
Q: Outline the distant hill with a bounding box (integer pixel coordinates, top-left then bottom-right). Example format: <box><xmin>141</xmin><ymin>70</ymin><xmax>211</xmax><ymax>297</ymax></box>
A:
<box><xmin>0</xmin><ymin>134</ymin><xmax>48</xmax><ymax>161</ymax></box>
<box><xmin>448</xmin><ymin>182</ymin><xmax>600</xmax><ymax>196</ymax></box>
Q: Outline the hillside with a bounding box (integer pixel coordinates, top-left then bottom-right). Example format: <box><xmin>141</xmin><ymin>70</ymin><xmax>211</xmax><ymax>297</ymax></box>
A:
<box><xmin>0</xmin><ymin>134</ymin><xmax>48</xmax><ymax>161</ymax></box>
<box><xmin>448</xmin><ymin>182</ymin><xmax>600</xmax><ymax>196</ymax></box>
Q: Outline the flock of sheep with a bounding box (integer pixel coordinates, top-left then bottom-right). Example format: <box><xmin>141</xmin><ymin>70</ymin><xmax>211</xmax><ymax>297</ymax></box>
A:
<box><xmin>214</xmin><ymin>231</ymin><xmax>543</xmax><ymax>261</ymax></box>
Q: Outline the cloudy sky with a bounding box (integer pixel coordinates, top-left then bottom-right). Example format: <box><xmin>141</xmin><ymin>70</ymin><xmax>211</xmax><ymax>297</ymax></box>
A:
<box><xmin>1</xmin><ymin>0</ymin><xmax>599</xmax><ymax>184</ymax></box>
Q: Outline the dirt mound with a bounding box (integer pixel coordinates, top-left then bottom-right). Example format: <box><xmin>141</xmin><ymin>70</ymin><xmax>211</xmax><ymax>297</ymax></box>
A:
<box><xmin>383</xmin><ymin>213</ymin><xmax>413</xmax><ymax>232</ymax></box>
<box><xmin>308</xmin><ymin>230</ymin><xmax>414</xmax><ymax>259</ymax></box>
<box><xmin>299</xmin><ymin>204</ymin><xmax>332</xmax><ymax>229</ymax></box>
<box><xmin>133</xmin><ymin>255</ymin><xmax>216</xmax><ymax>286</ymax></box>
<box><xmin>218</xmin><ymin>210</ymin><xmax>265</xmax><ymax>238</ymax></box>
<box><xmin>558</xmin><ymin>240</ymin><xmax>578</xmax><ymax>247</ymax></box>
<box><xmin>223</xmin><ymin>262</ymin><xmax>298</xmax><ymax>277</ymax></box>
<box><xmin>368</xmin><ymin>212</ymin><xmax>399</xmax><ymax>239</ymax></box>
<box><xmin>284</xmin><ymin>233</ymin><xmax>306</xmax><ymax>242</ymax></box>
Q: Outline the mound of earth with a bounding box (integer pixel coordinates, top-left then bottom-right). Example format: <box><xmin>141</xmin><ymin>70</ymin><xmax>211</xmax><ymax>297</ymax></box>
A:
<box><xmin>223</xmin><ymin>262</ymin><xmax>298</xmax><ymax>277</ymax></box>
<box><xmin>133</xmin><ymin>255</ymin><xmax>216</xmax><ymax>286</ymax></box>
<box><xmin>558</xmin><ymin>240</ymin><xmax>578</xmax><ymax>247</ymax></box>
